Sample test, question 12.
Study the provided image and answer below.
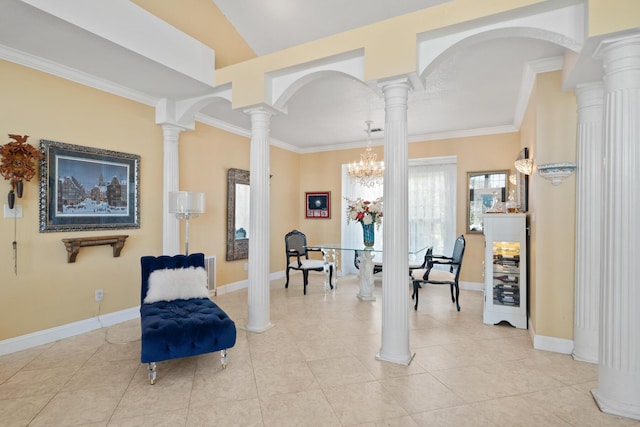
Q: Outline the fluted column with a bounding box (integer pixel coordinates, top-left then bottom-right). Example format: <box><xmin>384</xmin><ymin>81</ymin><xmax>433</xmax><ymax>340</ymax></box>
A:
<box><xmin>592</xmin><ymin>34</ymin><xmax>640</xmax><ymax>421</ymax></box>
<box><xmin>161</xmin><ymin>124</ymin><xmax>182</xmax><ymax>255</ymax></box>
<box><xmin>245</xmin><ymin>107</ymin><xmax>273</xmax><ymax>333</ymax></box>
<box><xmin>573</xmin><ymin>82</ymin><xmax>604</xmax><ymax>364</ymax></box>
<box><xmin>376</xmin><ymin>79</ymin><xmax>414</xmax><ymax>365</ymax></box>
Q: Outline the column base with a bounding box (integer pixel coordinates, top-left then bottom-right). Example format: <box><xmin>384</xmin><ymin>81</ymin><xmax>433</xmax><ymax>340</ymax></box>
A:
<box><xmin>242</xmin><ymin>322</ymin><xmax>274</xmax><ymax>333</ymax></box>
<box><xmin>357</xmin><ymin>293</ymin><xmax>376</xmax><ymax>301</ymax></box>
<box><xmin>592</xmin><ymin>388</ymin><xmax>640</xmax><ymax>421</ymax></box>
<box><xmin>375</xmin><ymin>351</ymin><xmax>415</xmax><ymax>366</ymax></box>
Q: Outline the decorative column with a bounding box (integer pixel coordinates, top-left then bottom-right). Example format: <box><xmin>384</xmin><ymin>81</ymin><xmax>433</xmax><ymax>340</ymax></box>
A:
<box><xmin>376</xmin><ymin>79</ymin><xmax>414</xmax><ymax>365</ymax></box>
<box><xmin>161</xmin><ymin>124</ymin><xmax>183</xmax><ymax>255</ymax></box>
<box><xmin>573</xmin><ymin>82</ymin><xmax>604</xmax><ymax>364</ymax></box>
<box><xmin>591</xmin><ymin>34</ymin><xmax>640</xmax><ymax>421</ymax></box>
<box><xmin>245</xmin><ymin>107</ymin><xmax>273</xmax><ymax>333</ymax></box>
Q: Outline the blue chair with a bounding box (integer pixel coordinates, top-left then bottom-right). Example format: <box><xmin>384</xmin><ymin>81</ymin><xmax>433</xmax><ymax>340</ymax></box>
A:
<box><xmin>140</xmin><ymin>253</ymin><xmax>236</xmax><ymax>384</ymax></box>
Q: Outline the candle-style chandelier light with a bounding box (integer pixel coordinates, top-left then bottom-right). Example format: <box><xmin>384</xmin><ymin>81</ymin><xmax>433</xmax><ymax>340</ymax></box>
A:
<box><xmin>347</xmin><ymin>121</ymin><xmax>384</xmax><ymax>187</ymax></box>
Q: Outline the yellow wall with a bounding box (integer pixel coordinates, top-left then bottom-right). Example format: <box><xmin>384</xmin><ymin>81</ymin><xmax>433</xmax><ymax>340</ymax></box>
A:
<box><xmin>0</xmin><ymin>59</ymin><xmax>163</xmax><ymax>339</ymax></box>
<box><xmin>521</xmin><ymin>71</ymin><xmax>577</xmax><ymax>340</ymax></box>
<box><xmin>531</xmin><ymin>72</ymin><xmax>577</xmax><ymax>340</ymax></box>
<box><xmin>588</xmin><ymin>0</ymin><xmax>640</xmax><ymax>37</ymax></box>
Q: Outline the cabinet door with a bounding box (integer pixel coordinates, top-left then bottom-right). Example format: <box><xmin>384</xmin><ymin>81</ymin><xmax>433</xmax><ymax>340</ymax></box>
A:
<box><xmin>492</xmin><ymin>241</ymin><xmax>521</xmax><ymax>308</ymax></box>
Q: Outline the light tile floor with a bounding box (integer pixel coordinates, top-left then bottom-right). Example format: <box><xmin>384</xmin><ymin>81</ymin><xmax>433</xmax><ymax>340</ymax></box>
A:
<box><xmin>1</xmin><ymin>274</ymin><xmax>638</xmax><ymax>426</ymax></box>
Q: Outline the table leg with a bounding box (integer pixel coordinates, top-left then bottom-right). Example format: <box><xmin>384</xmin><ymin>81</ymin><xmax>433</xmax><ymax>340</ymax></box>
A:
<box><xmin>321</xmin><ymin>249</ymin><xmax>337</xmax><ymax>293</ymax></box>
<box><xmin>357</xmin><ymin>250</ymin><xmax>376</xmax><ymax>301</ymax></box>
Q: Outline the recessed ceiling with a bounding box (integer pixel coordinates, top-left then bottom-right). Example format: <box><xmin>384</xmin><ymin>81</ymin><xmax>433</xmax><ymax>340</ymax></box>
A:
<box><xmin>211</xmin><ymin>0</ymin><xmax>455</xmax><ymax>56</ymax></box>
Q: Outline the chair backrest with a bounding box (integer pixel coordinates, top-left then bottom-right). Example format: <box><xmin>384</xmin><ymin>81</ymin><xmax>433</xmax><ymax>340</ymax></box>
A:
<box><xmin>418</xmin><ymin>246</ymin><xmax>434</xmax><ymax>269</ymax></box>
<box><xmin>140</xmin><ymin>253</ymin><xmax>205</xmax><ymax>304</ymax></box>
<box><xmin>450</xmin><ymin>235</ymin><xmax>466</xmax><ymax>278</ymax></box>
<box><xmin>285</xmin><ymin>230</ymin><xmax>309</xmax><ymax>259</ymax></box>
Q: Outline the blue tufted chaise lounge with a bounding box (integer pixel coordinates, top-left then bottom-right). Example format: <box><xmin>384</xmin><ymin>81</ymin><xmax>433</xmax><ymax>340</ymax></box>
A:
<box><xmin>140</xmin><ymin>253</ymin><xmax>236</xmax><ymax>384</ymax></box>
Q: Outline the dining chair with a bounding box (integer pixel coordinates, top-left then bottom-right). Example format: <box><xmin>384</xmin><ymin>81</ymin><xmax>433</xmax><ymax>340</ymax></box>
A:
<box><xmin>410</xmin><ymin>236</ymin><xmax>465</xmax><ymax>311</ymax></box>
<box><xmin>284</xmin><ymin>229</ymin><xmax>333</xmax><ymax>294</ymax></box>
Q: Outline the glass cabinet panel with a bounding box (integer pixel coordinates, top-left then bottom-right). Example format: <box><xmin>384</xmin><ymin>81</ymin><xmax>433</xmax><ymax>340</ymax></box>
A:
<box><xmin>492</xmin><ymin>241</ymin><xmax>520</xmax><ymax>307</ymax></box>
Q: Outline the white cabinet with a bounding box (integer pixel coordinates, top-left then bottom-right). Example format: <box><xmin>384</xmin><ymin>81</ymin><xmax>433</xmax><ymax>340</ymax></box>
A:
<box><xmin>483</xmin><ymin>214</ymin><xmax>527</xmax><ymax>329</ymax></box>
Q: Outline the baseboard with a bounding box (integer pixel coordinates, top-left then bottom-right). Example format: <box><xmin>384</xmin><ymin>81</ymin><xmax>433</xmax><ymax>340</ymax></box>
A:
<box><xmin>460</xmin><ymin>281</ymin><xmax>484</xmax><ymax>292</ymax></box>
<box><xmin>215</xmin><ymin>271</ymin><xmax>286</xmax><ymax>295</ymax></box>
<box><xmin>0</xmin><ymin>273</ymin><xmax>481</xmax><ymax>356</ymax></box>
<box><xmin>528</xmin><ymin>317</ymin><xmax>574</xmax><ymax>354</ymax></box>
<box><xmin>0</xmin><ymin>306</ymin><xmax>140</xmax><ymax>357</ymax></box>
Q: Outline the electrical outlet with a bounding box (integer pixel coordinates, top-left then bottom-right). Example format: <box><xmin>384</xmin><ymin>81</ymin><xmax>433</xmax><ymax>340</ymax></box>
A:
<box><xmin>243</xmin><ymin>263</ymin><xmax>248</xmax><ymax>271</ymax></box>
<box><xmin>95</xmin><ymin>289</ymin><xmax>104</xmax><ymax>301</ymax></box>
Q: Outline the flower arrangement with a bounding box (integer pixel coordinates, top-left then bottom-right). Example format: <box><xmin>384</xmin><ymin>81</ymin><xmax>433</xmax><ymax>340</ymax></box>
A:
<box><xmin>345</xmin><ymin>197</ymin><xmax>383</xmax><ymax>229</ymax></box>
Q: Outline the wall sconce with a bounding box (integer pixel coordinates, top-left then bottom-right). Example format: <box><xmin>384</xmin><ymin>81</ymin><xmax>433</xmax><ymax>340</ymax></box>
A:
<box><xmin>537</xmin><ymin>162</ymin><xmax>576</xmax><ymax>185</ymax></box>
<box><xmin>514</xmin><ymin>158</ymin><xmax>534</xmax><ymax>176</ymax></box>
<box><xmin>169</xmin><ymin>191</ymin><xmax>205</xmax><ymax>255</ymax></box>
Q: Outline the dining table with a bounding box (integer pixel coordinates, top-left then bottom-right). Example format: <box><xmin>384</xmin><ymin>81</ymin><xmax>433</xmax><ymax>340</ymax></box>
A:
<box><xmin>305</xmin><ymin>243</ymin><xmax>428</xmax><ymax>301</ymax></box>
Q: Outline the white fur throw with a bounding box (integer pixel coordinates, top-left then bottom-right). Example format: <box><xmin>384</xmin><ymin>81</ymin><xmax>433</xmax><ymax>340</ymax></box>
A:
<box><xmin>144</xmin><ymin>266</ymin><xmax>209</xmax><ymax>303</ymax></box>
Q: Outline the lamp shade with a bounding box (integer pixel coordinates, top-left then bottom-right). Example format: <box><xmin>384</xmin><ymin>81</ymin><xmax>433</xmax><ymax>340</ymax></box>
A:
<box><xmin>169</xmin><ymin>191</ymin><xmax>205</xmax><ymax>214</ymax></box>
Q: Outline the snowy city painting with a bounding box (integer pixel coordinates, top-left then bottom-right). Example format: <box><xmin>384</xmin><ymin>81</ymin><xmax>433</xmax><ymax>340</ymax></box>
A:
<box><xmin>39</xmin><ymin>140</ymin><xmax>140</xmax><ymax>232</ymax></box>
<box><xmin>56</xmin><ymin>155</ymin><xmax>129</xmax><ymax>217</ymax></box>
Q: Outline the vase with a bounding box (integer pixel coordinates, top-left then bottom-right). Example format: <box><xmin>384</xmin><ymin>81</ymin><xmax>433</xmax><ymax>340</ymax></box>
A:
<box><xmin>361</xmin><ymin>222</ymin><xmax>375</xmax><ymax>247</ymax></box>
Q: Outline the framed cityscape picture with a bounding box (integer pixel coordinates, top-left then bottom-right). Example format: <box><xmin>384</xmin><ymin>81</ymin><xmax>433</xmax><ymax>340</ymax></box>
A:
<box><xmin>39</xmin><ymin>139</ymin><xmax>140</xmax><ymax>232</ymax></box>
<box><xmin>305</xmin><ymin>191</ymin><xmax>331</xmax><ymax>219</ymax></box>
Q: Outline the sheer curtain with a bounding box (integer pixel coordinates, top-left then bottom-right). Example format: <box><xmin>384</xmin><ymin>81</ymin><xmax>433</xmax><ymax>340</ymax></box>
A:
<box><xmin>408</xmin><ymin>157</ymin><xmax>457</xmax><ymax>258</ymax></box>
<box><xmin>341</xmin><ymin>156</ymin><xmax>456</xmax><ymax>275</ymax></box>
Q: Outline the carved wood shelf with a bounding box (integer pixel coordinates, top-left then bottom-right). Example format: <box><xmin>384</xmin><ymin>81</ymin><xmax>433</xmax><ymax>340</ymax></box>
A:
<box><xmin>62</xmin><ymin>235</ymin><xmax>129</xmax><ymax>263</ymax></box>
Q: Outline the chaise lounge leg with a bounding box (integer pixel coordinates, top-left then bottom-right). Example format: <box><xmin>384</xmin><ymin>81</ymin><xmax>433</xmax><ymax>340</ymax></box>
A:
<box><xmin>148</xmin><ymin>362</ymin><xmax>157</xmax><ymax>385</ymax></box>
<box><xmin>221</xmin><ymin>349</ymin><xmax>228</xmax><ymax>368</ymax></box>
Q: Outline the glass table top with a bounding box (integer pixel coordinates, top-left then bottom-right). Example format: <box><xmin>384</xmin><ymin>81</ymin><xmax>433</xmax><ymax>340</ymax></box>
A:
<box><xmin>306</xmin><ymin>243</ymin><xmax>428</xmax><ymax>255</ymax></box>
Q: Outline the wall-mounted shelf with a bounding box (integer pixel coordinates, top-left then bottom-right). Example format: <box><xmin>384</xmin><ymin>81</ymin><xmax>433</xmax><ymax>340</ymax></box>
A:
<box><xmin>62</xmin><ymin>235</ymin><xmax>129</xmax><ymax>263</ymax></box>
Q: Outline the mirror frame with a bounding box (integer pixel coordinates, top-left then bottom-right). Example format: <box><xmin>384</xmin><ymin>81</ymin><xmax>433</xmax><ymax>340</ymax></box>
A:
<box><xmin>226</xmin><ymin>168</ymin><xmax>250</xmax><ymax>261</ymax></box>
<box><xmin>466</xmin><ymin>169</ymin><xmax>509</xmax><ymax>234</ymax></box>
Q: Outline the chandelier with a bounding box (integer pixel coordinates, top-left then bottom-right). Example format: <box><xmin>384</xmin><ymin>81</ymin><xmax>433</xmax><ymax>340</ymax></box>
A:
<box><xmin>348</xmin><ymin>121</ymin><xmax>384</xmax><ymax>187</ymax></box>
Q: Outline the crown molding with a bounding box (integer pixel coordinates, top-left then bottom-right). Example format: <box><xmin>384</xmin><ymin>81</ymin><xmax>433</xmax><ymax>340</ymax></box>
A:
<box><xmin>0</xmin><ymin>44</ymin><xmax>158</xmax><ymax>107</ymax></box>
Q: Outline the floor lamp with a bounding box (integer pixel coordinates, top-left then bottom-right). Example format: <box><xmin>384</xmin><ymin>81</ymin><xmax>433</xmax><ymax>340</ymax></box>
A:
<box><xmin>169</xmin><ymin>191</ymin><xmax>205</xmax><ymax>255</ymax></box>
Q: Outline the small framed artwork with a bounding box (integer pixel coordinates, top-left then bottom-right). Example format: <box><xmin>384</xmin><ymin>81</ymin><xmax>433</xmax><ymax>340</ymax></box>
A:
<box><xmin>305</xmin><ymin>191</ymin><xmax>331</xmax><ymax>219</ymax></box>
<box><xmin>39</xmin><ymin>139</ymin><xmax>140</xmax><ymax>232</ymax></box>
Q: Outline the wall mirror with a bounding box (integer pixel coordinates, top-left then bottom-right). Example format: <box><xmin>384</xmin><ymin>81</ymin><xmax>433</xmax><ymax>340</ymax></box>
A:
<box><xmin>515</xmin><ymin>147</ymin><xmax>529</xmax><ymax>212</ymax></box>
<box><xmin>467</xmin><ymin>170</ymin><xmax>508</xmax><ymax>234</ymax></box>
<box><xmin>226</xmin><ymin>168</ymin><xmax>250</xmax><ymax>261</ymax></box>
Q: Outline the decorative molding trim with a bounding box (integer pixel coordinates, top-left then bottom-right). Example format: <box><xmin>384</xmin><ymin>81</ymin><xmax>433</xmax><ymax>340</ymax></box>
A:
<box><xmin>0</xmin><ymin>44</ymin><xmax>158</xmax><ymax>107</ymax></box>
<box><xmin>513</xmin><ymin>56</ymin><xmax>564</xmax><ymax>130</ymax></box>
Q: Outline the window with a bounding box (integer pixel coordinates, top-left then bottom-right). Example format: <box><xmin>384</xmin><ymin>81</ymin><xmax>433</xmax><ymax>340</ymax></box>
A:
<box><xmin>409</xmin><ymin>157</ymin><xmax>457</xmax><ymax>256</ymax></box>
<box><xmin>341</xmin><ymin>156</ymin><xmax>456</xmax><ymax>274</ymax></box>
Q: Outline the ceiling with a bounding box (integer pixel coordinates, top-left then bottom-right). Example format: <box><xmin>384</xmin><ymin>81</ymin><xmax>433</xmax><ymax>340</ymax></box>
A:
<box><xmin>0</xmin><ymin>0</ymin><xmax>585</xmax><ymax>153</ymax></box>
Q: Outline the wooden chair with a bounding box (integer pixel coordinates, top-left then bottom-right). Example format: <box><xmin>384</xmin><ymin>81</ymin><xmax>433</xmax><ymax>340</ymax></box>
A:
<box><xmin>285</xmin><ymin>230</ymin><xmax>332</xmax><ymax>294</ymax></box>
<box><xmin>410</xmin><ymin>236</ymin><xmax>465</xmax><ymax>311</ymax></box>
